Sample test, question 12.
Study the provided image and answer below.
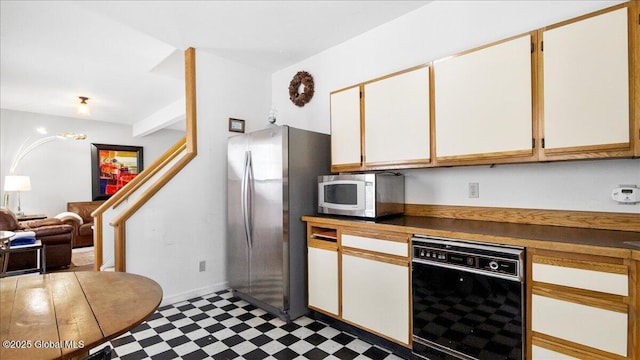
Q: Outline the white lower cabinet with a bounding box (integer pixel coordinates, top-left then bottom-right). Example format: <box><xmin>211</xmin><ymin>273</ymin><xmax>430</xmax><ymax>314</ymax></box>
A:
<box><xmin>532</xmin><ymin>295</ymin><xmax>628</xmax><ymax>357</ymax></box>
<box><xmin>529</xmin><ymin>250</ymin><xmax>631</xmax><ymax>359</ymax></box>
<box><xmin>341</xmin><ymin>252</ymin><xmax>409</xmax><ymax>345</ymax></box>
<box><xmin>307</xmin><ymin>247</ymin><xmax>339</xmax><ymax>316</ymax></box>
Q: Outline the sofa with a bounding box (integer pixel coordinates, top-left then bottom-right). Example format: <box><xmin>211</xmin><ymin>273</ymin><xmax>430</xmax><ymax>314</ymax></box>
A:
<box><xmin>0</xmin><ymin>208</ymin><xmax>75</xmax><ymax>271</ymax></box>
<box><xmin>67</xmin><ymin>201</ymin><xmax>104</xmax><ymax>248</ymax></box>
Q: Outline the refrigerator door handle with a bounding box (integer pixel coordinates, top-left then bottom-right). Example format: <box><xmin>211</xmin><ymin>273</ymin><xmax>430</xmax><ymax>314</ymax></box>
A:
<box><xmin>241</xmin><ymin>151</ymin><xmax>252</xmax><ymax>249</ymax></box>
<box><xmin>246</xmin><ymin>150</ymin><xmax>254</xmax><ymax>248</ymax></box>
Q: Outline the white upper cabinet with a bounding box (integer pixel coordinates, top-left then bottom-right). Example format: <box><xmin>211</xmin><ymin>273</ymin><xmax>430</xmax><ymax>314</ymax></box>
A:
<box><xmin>330</xmin><ymin>85</ymin><xmax>362</xmax><ymax>170</ymax></box>
<box><xmin>329</xmin><ymin>2</ymin><xmax>637</xmax><ymax>170</ymax></box>
<box><xmin>434</xmin><ymin>34</ymin><xmax>534</xmax><ymax>164</ymax></box>
<box><xmin>540</xmin><ymin>7</ymin><xmax>631</xmax><ymax>158</ymax></box>
<box><xmin>363</xmin><ymin>66</ymin><xmax>431</xmax><ymax>166</ymax></box>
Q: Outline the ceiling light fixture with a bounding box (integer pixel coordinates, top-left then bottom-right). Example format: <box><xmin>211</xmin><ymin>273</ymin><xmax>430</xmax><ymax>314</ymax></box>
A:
<box><xmin>78</xmin><ymin>96</ymin><xmax>90</xmax><ymax>116</ymax></box>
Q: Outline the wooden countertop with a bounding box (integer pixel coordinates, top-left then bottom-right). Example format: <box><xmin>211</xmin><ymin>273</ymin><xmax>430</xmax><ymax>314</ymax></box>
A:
<box><xmin>0</xmin><ymin>271</ymin><xmax>162</xmax><ymax>360</ymax></box>
<box><xmin>302</xmin><ymin>214</ymin><xmax>640</xmax><ymax>259</ymax></box>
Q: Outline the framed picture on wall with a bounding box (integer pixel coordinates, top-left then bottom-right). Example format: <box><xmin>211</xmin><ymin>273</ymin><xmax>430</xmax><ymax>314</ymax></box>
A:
<box><xmin>91</xmin><ymin>143</ymin><xmax>144</xmax><ymax>200</ymax></box>
<box><xmin>229</xmin><ymin>118</ymin><xmax>245</xmax><ymax>133</ymax></box>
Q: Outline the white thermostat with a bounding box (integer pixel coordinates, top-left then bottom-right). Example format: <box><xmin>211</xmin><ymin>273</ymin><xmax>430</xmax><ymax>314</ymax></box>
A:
<box><xmin>611</xmin><ymin>186</ymin><xmax>640</xmax><ymax>204</ymax></box>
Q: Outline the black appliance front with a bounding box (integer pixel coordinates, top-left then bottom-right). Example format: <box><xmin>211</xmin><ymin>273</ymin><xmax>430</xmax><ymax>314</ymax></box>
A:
<box><xmin>412</xmin><ymin>238</ymin><xmax>524</xmax><ymax>360</ymax></box>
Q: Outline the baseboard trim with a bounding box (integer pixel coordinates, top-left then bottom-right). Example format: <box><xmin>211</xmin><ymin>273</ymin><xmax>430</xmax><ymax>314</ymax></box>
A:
<box><xmin>161</xmin><ymin>281</ymin><xmax>229</xmax><ymax>307</ymax></box>
<box><xmin>404</xmin><ymin>204</ymin><xmax>640</xmax><ymax>232</ymax></box>
<box><xmin>311</xmin><ymin>311</ymin><xmax>413</xmax><ymax>359</ymax></box>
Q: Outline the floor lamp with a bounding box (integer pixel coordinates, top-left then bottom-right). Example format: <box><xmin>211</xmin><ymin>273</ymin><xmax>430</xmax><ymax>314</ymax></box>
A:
<box><xmin>9</xmin><ymin>132</ymin><xmax>87</xmax><ymax>174</ymax></box>
<box><xmin>3</xmin><ymin>175</ymin><xmax>31</xmax><ymax>216</ymax></box>
<box><xmin>2</xmin><ymin>131</ymin><xmax>85</xmax><ymax>212</ymax></box>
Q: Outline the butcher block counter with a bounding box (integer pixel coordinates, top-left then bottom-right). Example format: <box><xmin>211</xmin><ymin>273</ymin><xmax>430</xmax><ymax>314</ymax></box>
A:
<box><xmin>302</xmin><ymin>205</ymin><xmax>640</xmax><ymax>359</ymax></box>
<box><xmin>302</xmin><ymin>213</ymin><xmax>640</xmax><ymax>258</ymax></box>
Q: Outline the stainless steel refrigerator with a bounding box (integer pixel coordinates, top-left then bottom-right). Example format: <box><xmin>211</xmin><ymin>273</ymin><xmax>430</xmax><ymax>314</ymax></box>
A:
<box><xmin>227</xmin><ymin>125</ymin><xmax>330</xmax><ymax>321</ymax></box>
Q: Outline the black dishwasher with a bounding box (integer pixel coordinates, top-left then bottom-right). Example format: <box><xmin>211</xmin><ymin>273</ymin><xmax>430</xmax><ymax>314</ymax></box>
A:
<box><xmin>411</xmin><ymin>235</ymin><xmax>525</xmax><ymax>360</ymax></box>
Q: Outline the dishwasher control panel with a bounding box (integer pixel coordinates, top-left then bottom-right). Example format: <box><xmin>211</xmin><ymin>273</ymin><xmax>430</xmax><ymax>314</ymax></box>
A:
<box><xmin>412</xmin><ymin>235</ymin><xmax>524</xmax><ymax>280</ymax></box>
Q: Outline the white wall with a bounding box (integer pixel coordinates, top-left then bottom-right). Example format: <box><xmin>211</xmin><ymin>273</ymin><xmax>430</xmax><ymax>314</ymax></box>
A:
<box><xmin>404</xmin><ymin>160</ymin><xmax>638</xmax><ymax>212</ymax></box>
<box><xmin>0</xmin><ymin>109</ymin><xmax>183</xmax><ymax>216</ymax></box>
<box><xmin>271</xmin><ymin>0</ymin><xmax>639</xmax><ymax>214</ymax></box>
<box><xmin>124</xmin><ymin>50</ymin><xmax>272</xmax><ymax>304</ymax></box>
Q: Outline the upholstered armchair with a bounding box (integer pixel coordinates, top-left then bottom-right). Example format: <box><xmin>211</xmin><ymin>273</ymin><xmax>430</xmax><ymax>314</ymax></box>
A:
<box><xmin>66</xmin><ymin>201</ymin><xmax>103</xmax><ymax>248</ymax></box>
<box><xmin>0</xmin><ymin>208</ymin><xmax>75</xmax><ymax>270</ymax></box>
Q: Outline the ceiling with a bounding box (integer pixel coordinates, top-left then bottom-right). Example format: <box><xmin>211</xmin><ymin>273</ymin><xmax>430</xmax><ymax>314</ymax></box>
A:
<box><xmin>0</xmin><ymin>0</ymin><xmax>429</xmax><ymax>130</ymax></box>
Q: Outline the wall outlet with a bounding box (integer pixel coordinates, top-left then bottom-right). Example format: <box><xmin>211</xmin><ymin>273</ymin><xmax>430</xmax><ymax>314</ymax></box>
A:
<box><xmin>468</xmin><ymin>182</ymin><xmax>479</xmax><ymax>198</ymax></box>
<box><xmin>199</xmin><ymin>260</ymin><xmax>206</xmax><ymax>272</ymax></box>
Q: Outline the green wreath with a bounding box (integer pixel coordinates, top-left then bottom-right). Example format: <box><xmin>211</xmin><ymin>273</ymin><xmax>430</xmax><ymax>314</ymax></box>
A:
<box><xmin>288</xmin><ymin>71</ymin><xmax>314</xmax><ymax>107</ymax></box>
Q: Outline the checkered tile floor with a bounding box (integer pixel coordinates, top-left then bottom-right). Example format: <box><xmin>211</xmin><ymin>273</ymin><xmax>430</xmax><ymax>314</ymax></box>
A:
<box><xmin>98</xmin><ymin>289</ymin><xmax>406</xmax><ymax>360</ymax></box>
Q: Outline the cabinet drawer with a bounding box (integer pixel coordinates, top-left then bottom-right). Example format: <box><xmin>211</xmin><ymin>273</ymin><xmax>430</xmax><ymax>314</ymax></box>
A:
<box><xmin>531</xmin><ymin>294</ymin><xmax>627</xmax><ymax>356</ymax></box>
<box><xmin>532</xmin><ymin>259</ymin><xmax>628</xmax><ymax>296</ymax></box>
<box><xmin>341</xmin><ymin>234</ymin><xmax>407</xmax><ymax>257</ymax></box>
<box><xmin>531</xmin><ymin>344</ymin><xmax>579</xmax><ymax>360</ymax></box>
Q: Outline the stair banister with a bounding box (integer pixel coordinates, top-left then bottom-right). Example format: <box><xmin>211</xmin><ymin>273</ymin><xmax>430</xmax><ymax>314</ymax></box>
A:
<box><xmin>91</xmin><ymin>47</ymin><xmax>197</xmax><ymax>272</ymax></box>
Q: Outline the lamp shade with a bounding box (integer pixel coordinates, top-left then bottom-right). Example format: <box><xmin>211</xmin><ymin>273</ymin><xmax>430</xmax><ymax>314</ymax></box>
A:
<box><xmin>4</xmin><ymin>175</ymin><xmax>32</xmax><ymax>192</ymax></box>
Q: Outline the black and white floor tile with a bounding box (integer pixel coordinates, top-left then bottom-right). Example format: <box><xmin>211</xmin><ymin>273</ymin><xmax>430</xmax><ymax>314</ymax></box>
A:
<box><xmin>100</xmin><ymin>289</ymin><xmax>406</xmax><ymax>360</ymax></box>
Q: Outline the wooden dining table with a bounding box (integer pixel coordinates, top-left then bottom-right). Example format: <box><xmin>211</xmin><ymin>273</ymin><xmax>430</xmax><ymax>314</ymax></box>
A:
<box><xmin>0</xmin><ymin>271</ymin><xmax>162</xmax><ymax>360</ymax></box>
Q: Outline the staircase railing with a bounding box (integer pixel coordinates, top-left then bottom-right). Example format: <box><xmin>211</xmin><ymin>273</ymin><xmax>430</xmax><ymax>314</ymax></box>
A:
<box><xmin>92</xmin><ymin>47</ymin><xmax>197</xmax><ymax>272</ymax></box>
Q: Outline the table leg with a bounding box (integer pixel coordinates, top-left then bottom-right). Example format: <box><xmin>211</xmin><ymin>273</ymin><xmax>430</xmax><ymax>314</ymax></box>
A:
<box><xmin>41</xmin><ymin>245</ymin><xmax>46</xmax><ymax>274</ymax></box>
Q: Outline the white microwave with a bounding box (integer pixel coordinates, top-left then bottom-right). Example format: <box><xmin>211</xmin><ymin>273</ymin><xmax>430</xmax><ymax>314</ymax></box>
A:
<box><xmin>317</xmin><ymin>173</ymin><xmax>404</xmax><ymax>219</ymax></box>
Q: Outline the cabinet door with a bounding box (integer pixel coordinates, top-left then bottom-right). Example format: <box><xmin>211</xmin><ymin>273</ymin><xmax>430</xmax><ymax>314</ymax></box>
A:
<box><xmin>434</xmin><ymin>34</ymin><xmax>534</xmax><ymax>165</ymax></box>
<box><xmin>341</xmin><ymin>252</ymin><xmax>409</xmax><ymax>345</ymax></box>
<box><xmin>541</xmin><ymin>7</ymin><xmax>631</xmax><ymax>158</ymax></box>
<box><xmin>364</xmin><ymin>66</ymin><xmax>430</xmax><ymax>167</ymax></box>
<box><xmin>330</xmin><ymin>86</ymin><xmax>362</xmax><ymax>171</ymax></box>
<box><xmin>529</xmin><ymin>250</ymin><xmax>631</xmax><ymax>358</ymax></box>
<box><xmin>532</xmin><ymin>295</ymin><xmax>627</xmax><ymax>357</ymax></box>
<box><xmin>307</xmin><ymin>246</ymin><xmax>339</xmax><ymax>316</ymax></box>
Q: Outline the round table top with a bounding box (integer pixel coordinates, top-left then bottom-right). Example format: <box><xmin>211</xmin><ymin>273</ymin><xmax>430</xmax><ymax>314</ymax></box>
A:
<box><xmin>0</xmin><ymin>271</ymin><xmax>163</xmax><ymax>359</ymax></box>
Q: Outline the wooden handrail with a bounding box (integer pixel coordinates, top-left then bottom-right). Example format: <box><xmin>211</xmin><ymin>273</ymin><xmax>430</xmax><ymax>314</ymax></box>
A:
<box><xmin>111</xmin><ymin>152</ymin><xmax>196</xmax><ymax>270</ymax></box>
<box><xmin>93</xmin><ymin>214</ymin><xmax>103</xmax><ymax>271</ymax></box>
<box><xmin>91</xmin><ymin>138</ymin><xmax>186</xmax><ymax>270</ymax></box>
<box><xmin>107</xmin><ymin>139</ymin><xmax>187</xmax><ymax>210</ymax></box>
<box><xmin>92</xmin><ymin>47</ymin><xmax>197</xmax><ymax>271</ymax></box>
